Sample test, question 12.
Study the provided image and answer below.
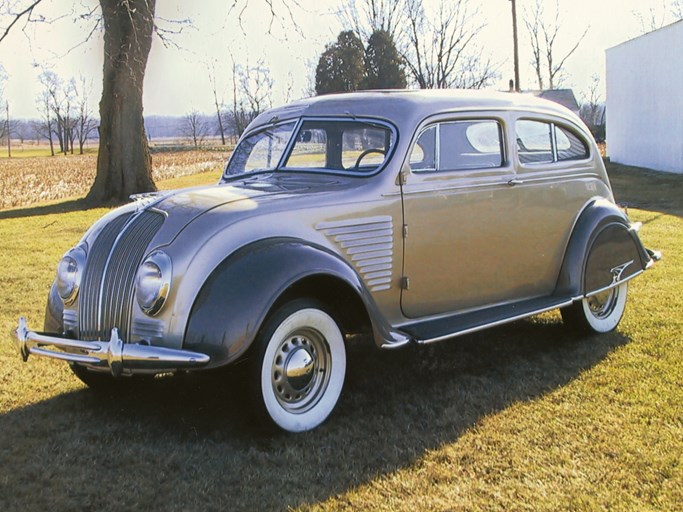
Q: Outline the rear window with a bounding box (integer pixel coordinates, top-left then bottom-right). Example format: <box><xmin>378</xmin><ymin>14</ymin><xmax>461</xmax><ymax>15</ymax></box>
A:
<box><xmin>516</xmin><ymin>119</ymin><xmax>589</xmax><ymax>164</ymax></box>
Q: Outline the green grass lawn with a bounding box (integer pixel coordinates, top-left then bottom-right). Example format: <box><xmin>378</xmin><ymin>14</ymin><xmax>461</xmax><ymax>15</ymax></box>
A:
<box><xmin>0</xmin><ymin>164</ymin><xmax>681</xmax><ymax>511</ymax></box>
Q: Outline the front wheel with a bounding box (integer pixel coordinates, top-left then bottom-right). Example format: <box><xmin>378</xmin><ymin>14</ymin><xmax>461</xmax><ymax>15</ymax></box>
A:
<box><xmin>561</xmin><ymin>282</ymin><xmax>628</xmax><ymax>333</ymax></box>
<box><xmin>249</xmin><ymin>299</ymin><xmax>346</xmax><ymax>433</ymax></box>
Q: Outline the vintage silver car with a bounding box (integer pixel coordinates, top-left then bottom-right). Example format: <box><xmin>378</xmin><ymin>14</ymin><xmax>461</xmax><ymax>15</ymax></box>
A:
<box><xmin>14</xmin><ymin>90</ymin><xmax>658</xmax><ymax>432</ymax></box>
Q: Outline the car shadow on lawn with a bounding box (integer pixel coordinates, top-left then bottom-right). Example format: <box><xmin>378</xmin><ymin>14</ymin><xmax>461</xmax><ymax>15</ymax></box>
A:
<box><xmin>0</xmin><ymin>319</ymin><xmax>628</xmax><ymax>512</ymax></box>
<box><xmin>606</xmin><ymin>162</ymin><xmax>683</xmax><ymax>218</ymax></box>
<box><xmin>0</xmin><ymin>198</ymin><xmax>100</xmax><ymax>220</ymax></box>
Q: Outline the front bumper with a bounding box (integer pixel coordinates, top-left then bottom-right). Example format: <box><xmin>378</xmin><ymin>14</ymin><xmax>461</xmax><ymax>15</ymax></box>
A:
<box><xmin>13</xmin><ymin>317</ymin><xmax>210</xmax><ymax>377</ymax></box>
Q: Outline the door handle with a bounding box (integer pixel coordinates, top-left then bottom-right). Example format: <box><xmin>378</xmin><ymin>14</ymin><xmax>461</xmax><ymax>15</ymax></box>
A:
<box><xmin>507</xmin><ymin>178</ymin><xmax>524</xmax><ymax>186</ymax></box>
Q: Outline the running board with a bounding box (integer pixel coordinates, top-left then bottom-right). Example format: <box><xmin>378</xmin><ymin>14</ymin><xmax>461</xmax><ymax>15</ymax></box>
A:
<box><xmin>400</xmin><ymin>297</ymin><xmax>573</xmax><ymax>345</ymax></box>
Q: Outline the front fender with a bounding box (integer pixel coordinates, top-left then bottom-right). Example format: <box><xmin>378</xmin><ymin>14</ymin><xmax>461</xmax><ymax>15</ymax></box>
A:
<box><xmin>183</xmin><ymin>238</ymin><xmax>400</xmax><ymax>369</ymax></box>
<box><xmin>555</xmin><ymin>198</ymin><xmax>652</xmax><ymax>298</ymax></box>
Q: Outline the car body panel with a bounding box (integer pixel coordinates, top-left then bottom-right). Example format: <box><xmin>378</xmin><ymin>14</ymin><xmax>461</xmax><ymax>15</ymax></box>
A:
<box><xmin>11</xmin><ymin>89</ymin><xmax>655</xmax><ymax>378</ymax></box>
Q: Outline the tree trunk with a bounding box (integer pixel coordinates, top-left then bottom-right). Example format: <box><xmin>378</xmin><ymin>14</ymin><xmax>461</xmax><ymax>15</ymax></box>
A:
<box><xmin>86</xmin><ymin>0</ymin><xmax>156</xmax><ymax>204</ymax></box>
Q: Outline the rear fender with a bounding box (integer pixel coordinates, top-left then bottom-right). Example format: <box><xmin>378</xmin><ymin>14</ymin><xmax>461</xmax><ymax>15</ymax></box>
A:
<box><xmin>555</xmin><ymin>198</ymin><xmax>652</xmax><ymax>298</ymax></box>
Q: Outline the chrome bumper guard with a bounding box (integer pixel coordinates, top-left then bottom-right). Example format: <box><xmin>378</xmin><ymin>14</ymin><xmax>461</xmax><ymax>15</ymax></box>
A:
<box><xmin>13</xmin><ymin>317</ymin><xmax>210</xmax><ymax>377</ymax></box>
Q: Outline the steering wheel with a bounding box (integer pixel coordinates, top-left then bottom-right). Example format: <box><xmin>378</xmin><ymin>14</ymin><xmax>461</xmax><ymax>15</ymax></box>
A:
<box><xmin>354</xmin><ymin>149</ymin><xmax>386</xmax><ymax>169</ymax></box>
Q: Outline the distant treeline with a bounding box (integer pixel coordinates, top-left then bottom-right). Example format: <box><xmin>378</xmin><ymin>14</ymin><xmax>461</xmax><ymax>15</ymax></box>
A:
<box><xmin>5</xmin><ymin>114</ymin><xmax>228</xmax><ymax>144</ymax></box>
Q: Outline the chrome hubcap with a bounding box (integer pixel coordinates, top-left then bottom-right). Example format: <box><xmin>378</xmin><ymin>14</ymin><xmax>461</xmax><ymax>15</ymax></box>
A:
<box><xmin>271</xmin><ymin>330</ymin><xmax>330</xmax><ymax>413</ymax></box>
<box><xmin>284</xmin><ymin>347</ymin><xmax>315</xmax><ymax>390</ymax></box>
<box><xmin>587</xmin><ymin>287</ymin><xmax>618</xmax><ymax>319</ymax></box>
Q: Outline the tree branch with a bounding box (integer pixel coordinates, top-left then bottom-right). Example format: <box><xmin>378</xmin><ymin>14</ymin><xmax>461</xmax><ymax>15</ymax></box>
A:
<box><xmin>0</xmin><ymin>0</ymin><xmax>45</xmax><ymax>44</ymax></box>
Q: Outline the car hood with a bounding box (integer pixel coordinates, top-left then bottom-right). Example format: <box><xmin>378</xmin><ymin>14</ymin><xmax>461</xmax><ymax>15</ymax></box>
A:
<box><xmin>143</xmin><ymin>173</ymin><xmax>345</xmax><ymax>239</ymax></box>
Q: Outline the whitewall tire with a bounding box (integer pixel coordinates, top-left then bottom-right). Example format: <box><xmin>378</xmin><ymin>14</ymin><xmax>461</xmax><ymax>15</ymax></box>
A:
<box><xmin>562</xmin><ymin>282</ymin><xmax>628</xmax><ymax>334</ymax></box>
<box><xmin>250</xmin><ymin>300</ymin><xmax>346</xmax><ymax>433</ymax></box>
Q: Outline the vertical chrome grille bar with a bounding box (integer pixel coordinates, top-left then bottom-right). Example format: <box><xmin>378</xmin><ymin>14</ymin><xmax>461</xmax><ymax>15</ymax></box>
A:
<box><xmin>78</xmin><ymin>210</ymin><xmax>164</xmax><ymax>340</ymax></box>
<box><xmin>99</xmin><ymin>211</ymin><xmax>164</xmax><ymax>339</ymax></box>
<box><xmin>79</xmin><ymin>213</ymin><xmax>132</xmax><ymax>339</ymax></box>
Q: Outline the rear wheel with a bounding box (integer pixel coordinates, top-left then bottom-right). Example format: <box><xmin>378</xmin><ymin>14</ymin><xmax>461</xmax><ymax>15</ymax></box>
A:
<box><xmin>561</xmin><ymin>282</ymin><xmax>628</xmax><ymax>333</ymax></box>
<box><xmin>249</xmin><ymin>299</ymin><xmax>346</xmax><ymax>433</ymax></box>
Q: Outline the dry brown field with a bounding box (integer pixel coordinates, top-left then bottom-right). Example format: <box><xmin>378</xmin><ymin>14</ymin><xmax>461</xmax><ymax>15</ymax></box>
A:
<box><xmin>0</xmin><ymin>149</ymin><xmax>231</xmax><ymax>210</ymax></box>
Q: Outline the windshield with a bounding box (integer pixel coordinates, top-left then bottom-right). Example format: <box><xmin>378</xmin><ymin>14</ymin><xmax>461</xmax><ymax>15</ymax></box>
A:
<box><xmin>223</xmin><ymin>118</ymin><xmax>395</xmax><ymax>179</ymax></box>
<box><xmin>224</xmin><ymin>121</ymin><xmax>296</xmax><ymax>177</ymax></box>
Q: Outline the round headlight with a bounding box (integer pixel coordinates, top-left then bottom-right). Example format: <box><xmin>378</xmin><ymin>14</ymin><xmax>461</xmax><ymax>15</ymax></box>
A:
<box><xmin>56</xmin><ymin>245</ymin><xmax>87</xmax><ymax>305</ymax></box>
<box><xmin>135</xmin><ymin>250</ymin><xmax>172</xmax><ymax>316</ymax></box>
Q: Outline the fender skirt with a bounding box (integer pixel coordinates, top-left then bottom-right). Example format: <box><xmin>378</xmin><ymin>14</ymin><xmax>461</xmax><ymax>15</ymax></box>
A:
<box><xmin>183</xmin><ymin>238</ymin><xmax>403</xmax><ymax>368</ymax></box>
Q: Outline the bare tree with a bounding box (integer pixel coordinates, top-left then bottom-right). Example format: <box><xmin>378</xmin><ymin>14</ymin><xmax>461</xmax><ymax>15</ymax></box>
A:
<box><xmin>228</xmin><ymin>58</ymin><xmax>250</xmax><ymax>139</ymax></box>
<box><xmin>3</xmin><ymin>99</ymin><xmax>10</xmax><ymax>157</ymax></box>
<box><xmin>87</xmin><ymin>0</ymin><xmax>157</xmax><ymax>203</ymax></box>
<box><xmin>227</xmin><ymin>0</ymin><xmax>302</xmax><ymax>35</ymax></box>
<box><xmin>227</xmin><ymin>57</ymin><xmax>274</xmax><ymax>138</ymax></box>
<box><xmin>0</xmin><ymin>66</ymin><xmax>6</xmax><ymax>144</ymax></box>
<box><xmin>524</xmin><ymin>0</ymin><xmax>589</xmax><ymax>90</ymax></box>
<box><xmin>73</xmin><ymin>76</ymin><xmax>98</xmax><ymax>154</ymax></box>
<box><xmin>633</xmin><ymin>1</ymin><xmax>670</xmax><ymax>32</ymax></box>
<box><xmin>674</xmin><ymin>0</ymin><xmax>683</xmax><ymax>19</ymax></box>
<box><xmin>579</xmin><ymin>74</ymin><xmax>604</xmax><ymax>140</ymax></box>
<box><xmin>338</xmin><ymin>0</ymin><xmax>496</xmax><ymax>90</ymax></box>
<box><xmin>403</xmin><ymin>0</ymin><xmax>497</xmax><ymax>89</ymax></box>
<box><xmin>1</xmin><ymin>1</ymin><xmax>161</xmax><ymax>203</ymax></box>
<box><xmin>524</xmin><ymin>1</ymin><xmax>544</xmax><ymax>90</ymax></box>
<box><xmin>47</xmin><ymin>74</ymin><xmax>76</xmax><ymax>155</ymax></box>
<box><xmin>35</xmin><ymin>71</ymin><xmax>57</xmax><ymax>156</ymax></box>
<box><xmin>239</xmin><ymin>59</ymin><xmax>274</xmax><ymax>117</ymax></box>
<box><xmin>633</xmin><ymin>0</ymin><xmax>683</xmax><ymax>32</ymax></box>
<box><xmin>283</xmin><ymin>72</ymin><xmax>295</xmax><ymax>104</ymax></box>
<box><xmin>1</xmin><ymin>1</ymin><xmax>294</xmax><ymax>201</ymax></box>
<box><xmin>337</xmin><ymin>0</ymin><xmax>407</xmax><ymax>44</ymax></box>
<box><xmin>207</xmin><ymin>61</ymin><xmax>226</xmax><ymax>145</ymax></box>
<box><xmin>183</xmin><ymin>110</ymin><xmax>209</xmax><ymax>148</ymax></box>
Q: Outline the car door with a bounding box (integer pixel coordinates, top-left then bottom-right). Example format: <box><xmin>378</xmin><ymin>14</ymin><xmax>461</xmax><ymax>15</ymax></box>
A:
<box><xmin>400</xmin><ymin>111</ymin><xmax>583</xmax><ymax>319</ymax></box>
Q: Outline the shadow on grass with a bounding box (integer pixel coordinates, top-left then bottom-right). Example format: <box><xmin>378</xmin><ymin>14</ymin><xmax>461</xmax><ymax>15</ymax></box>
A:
<box><xmin>606</xmin><ymin>161</ymin><xmax>683</xmax><ymax>218</ymax></box>
<box><xmin>0</xmin><ymin>320</ymin><xmax>628</xmax><ymax>512</ymax></box>
<box><xmin>0</xmin><ymin>198</ymin><xmax>107</xmax><ymax>220</ymax></box>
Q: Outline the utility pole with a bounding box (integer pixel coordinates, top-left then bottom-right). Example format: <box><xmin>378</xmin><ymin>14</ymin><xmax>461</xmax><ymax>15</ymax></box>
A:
<box><xmin>510</xmin><ymin>0</ymin><xmax>521</xmax><ymax>92</ymax></box>
<box><xmin>5</xmin><ymin>100</ymin><xmax>10</xmax><ymax>158</ymax></box>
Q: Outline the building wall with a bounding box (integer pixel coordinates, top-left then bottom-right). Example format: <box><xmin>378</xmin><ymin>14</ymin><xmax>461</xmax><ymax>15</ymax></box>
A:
<box><xmin>606</xmin><ymin>21</ymin><xmax>683</xmax><ymax>174</ymax></box>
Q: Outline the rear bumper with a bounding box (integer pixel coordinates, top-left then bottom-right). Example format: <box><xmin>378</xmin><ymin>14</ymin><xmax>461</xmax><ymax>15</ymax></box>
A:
<box><xmin>13</xmin><ymin>317</ymin><xmax>210</xmax><ymax>376</ymax></box>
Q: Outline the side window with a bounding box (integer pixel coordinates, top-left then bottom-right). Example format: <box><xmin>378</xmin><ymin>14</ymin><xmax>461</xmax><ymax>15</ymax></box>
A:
<box><xmin>439</xmin><ymin>120</ymin><xmax>503</xmax><ymax>171</ymax></box>
<box><xmin>410</xmin><ymin>120</ymin><xmax>503</xmax><ymax>172</ymax></box>
<box><xmin>516</xmin><ymin>120</ymin><xmax>553</xmax><ymax>164</ymax></box>
<box><xmin>283</xmin><ymin>120</ymin><xmax>395</xmax><ymax>174</ymax></box>
<box><xmin>556</xmin><ymin>125</ymin><xmax>589</xmax><ymax>161</ymax></box>
<box><xmin>516</xmin><ymin>119</ymin><xmax>590</xmax><ymax>165</ymax></box>
<box><xmin>341</xmin><ymin>126</ymin><xmax>392</xmax><ymax>170</ymax></box>
<box><xmin>409</xmin><ymin>126</ymin><xmax>436</xmax><ymax>171</ymax></box>
<box><xmin>287</xmin><ymin>129</ymin><xmax>327</xmax><ymax>168</ymax></box>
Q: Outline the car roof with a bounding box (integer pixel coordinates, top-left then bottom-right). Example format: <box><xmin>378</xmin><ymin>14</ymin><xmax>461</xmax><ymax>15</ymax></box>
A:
<box><xmin>247</xmin><ymin>89</ymin><xmax>582</xmax><ymax>133</ymax></box>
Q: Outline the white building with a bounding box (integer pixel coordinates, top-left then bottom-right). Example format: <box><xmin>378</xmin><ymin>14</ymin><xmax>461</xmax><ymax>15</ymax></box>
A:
<box><xmin>606</xmin><ymin>20</ymin><xmax>683</xmax><ymax>174</ymax></box>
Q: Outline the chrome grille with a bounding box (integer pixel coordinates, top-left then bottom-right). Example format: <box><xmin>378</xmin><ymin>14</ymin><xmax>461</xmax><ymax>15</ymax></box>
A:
<box><xmin>79</xmin><ymin>211</ymin><xmax>164</xmax><ymax>340</ymax></box>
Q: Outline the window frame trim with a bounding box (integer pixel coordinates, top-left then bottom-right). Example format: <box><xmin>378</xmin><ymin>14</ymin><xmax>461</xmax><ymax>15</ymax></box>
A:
<box><xmin>279</xmin><ymin>116</ymin><xmax>399</xmax><ymax>177</ymax></box>
<box><xmin>409</xmin><ymin>118</ymin><xmax>507</xmax><ymax>174</ymax></box>
<box><xmin>515</xmin><ymin>117</ymin><xmax>591</xmax><ymax>167</ymax></box>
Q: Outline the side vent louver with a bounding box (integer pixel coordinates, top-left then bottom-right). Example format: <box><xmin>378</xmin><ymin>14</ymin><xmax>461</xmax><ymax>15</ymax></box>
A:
<box><xmin>316</xmin><ymin>216</ymin><xmax>394</xmax><ymax>292</ymax></box>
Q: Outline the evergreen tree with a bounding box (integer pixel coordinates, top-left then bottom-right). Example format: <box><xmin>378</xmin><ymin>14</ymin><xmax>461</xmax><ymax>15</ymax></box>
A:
<box><xmin>362</xmin><ymin>29</ymin><xmax>406</xmax><ymax>90</ymax></box>
<box><xmin>315</xmin><ymin>31</ymin><xmax>366</xmax><ymax>95</ymax></box>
